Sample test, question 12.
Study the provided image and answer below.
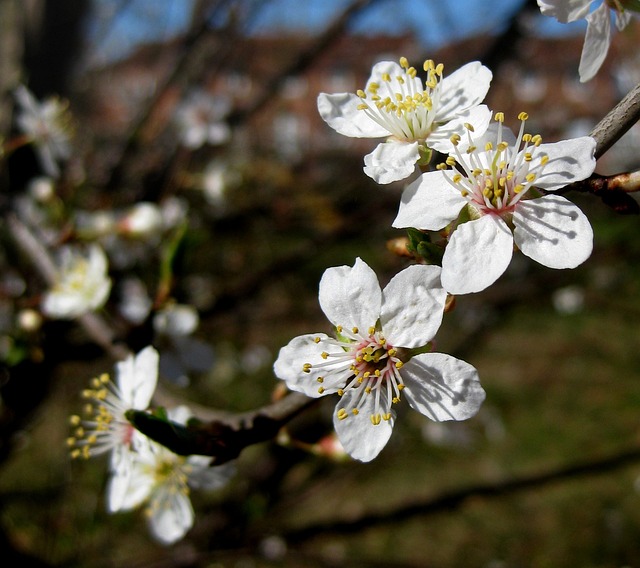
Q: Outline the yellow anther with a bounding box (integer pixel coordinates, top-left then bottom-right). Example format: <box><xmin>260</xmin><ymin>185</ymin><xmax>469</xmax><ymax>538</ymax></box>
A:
<box><xmin>363</xmin><ymin>371</ymin><xmax>371</xmax><ymax>378</ymax></box>
<box><xmin>525</xmin><ymin>173</ymin><xmax>536</xmax><ymax>183</ymax></box>
<box><xmin>466</xmin><ymin>145</ymin><xmax>477</xmax><ymax>154</ymax></box>
<box><xmin>523</xmin><ymin>133</ymin><xmax>532</xmax><ymax>143</ymax></box>
<box><xmin>485</xmin><ymin>142</ymin><xmax>494</xmax><ymax>151</ymax></box>
<box><xmin>66</xmin><ymin>437</ymin><xmax>76</xmax><ymax>447</ymax></box>
<box><xmin>518</xmin><ymin>111</ymin><xmax>529</xmax><ymax>121</ymax></box>
<box><xmin>446</xmin><ymin>156</ymin><xmax>457</xmax><ymax>167</ymax></box>
<box><xmin>532</xmin><ymin>134</ymin><xmax>542</xmax><ymax>146</ymax></box>
<box><xmin>396</xmin><ymin>75</ymin><xmax>405</xmax><ymax>85</ymax></box>
<box><xmin>371</xmin><ymin>414</ymin><xmax>382</xmax><ymax>426</ymax></box>
<box><xmin>314</xmin><ymin>336</ymin><xmax>321</xmax><ymax>343</ymax></box>
<box><xmin>541</xmin><ymin>155</ymin><xmax>549</xmax><ymax>165</ymax></box>
<box><xmin>69</xmin><ymin>415</ymin><xmax>81</xmax><ymax>426</ymax></box>
<box><xmin>450</xmin><ymin>133</ymin><xmax>461</xmax><ymax>146</ymax></box>
<box><xmin>382</xmin><ymin>73</ymin><xmax>391</xmax><ymax>82</ymax></box>
<box><xmin>452</xmin><ymin>173</ymin><xmax>462</xmax><ymax>183</ymax></box>
<box><xmin>357</xmin><ymin>89</ymin><xmax>366</xmax><ymax>98</ymax></box>
<box><xmin>524</xmin><ymin>152</ymin><xmax>532</xmax><ymax>162</ymax></box>
<box><xmin>321</xmin><ymin>352</ymin><xmax>329</xmax><ymax>359</ymax></box>
<box><xmin>352</xmin><ymin>327</ymin><xmax>359</xmax><ymax>334</ymax></box>
<box><xmin>357</xmin><ymin>103</ymin><xmax>369</xmax><ymax>111</ymax></box>
<box><xmin>352</xmin><ymin>408</ymin><xmax>359</xmax><ymax>415</ymax></box>
<box><xmin>374</xmin><ymin>369</ymin><xmax>381</xmax><ymax>377</ymax></box>
<box><xmin>302</xmin><ymin>363</ymin><xmax>312</xmax><ymax>373</ymax></box>
<box><xmin>318</xmin><ymin>387</ymin><xmax>325</xmax><ymax>394</ymax></box>
<box><xmin>464</xmin><ymin>123</ymin><xmax>475</xmax><ymax>132</ymax></box>
<box><xmin>497</xmin><ymin>142</ymin><xmax>509</xmax><ymax>152</ymax></box>
<box><xmin>513</xmin><ymin>184</ymin><xmax>524</xmax><ymax>193</ymax></box>
<box><xmin>395</xmin><ymin>361</ymin><xmax>404</xmax><ymax>369</ymax></box>
<box><xmin>435</xmin><ymin>63</ymin><xmax>444</xmax><ymax>76</ymax></box>
<box><xmin>336</xmin><ymin>326</ymin><xmax>343</xmax><ymax>333</ymax></box>
<box><xmin>398</xmin><ymin>383</ymin><xmax>405</xmax><ymax>390</ymax></box>
<box><xmin>485</xmin><ymin>178</ymin><xmax>493</xmax><ymax>189</ymax></box>
<box><xmin>383</xmin><ymin>413</ymin><xmax>392</xmax><ymax>421</ymax></box>
<box><xmin>388</xmin><ymin>348</ymin><xmax>396</xmax><ymax>357</ymax></box>
<box><xmin>337</xmin><ymin>409</ymin><xmax>348</xmax><ymax>420</ymax></box>
<box><xmin>365</xmin><ymin>386</ymin><xmax>372</xmax><ymax>394</ymax></box>
<box><xmin>338</xmin><ymin>389</ymin><xmax>344</xmax><ymax>396</ymax></box>
<box><xmin>495</xmin><ymin>112</ymin><xmax>505</xmax><ymax>122</ymax></box>
<box><xmin>407</xmin><ymin>67</ymin><xmax>417</xmax><ymax>78</ymax></box>
<box><xmin>317</xmin><ymin>377</ymin><xmax>324</xmax><ymax>383</ymax></box>
<box><xmin>461</xmin><ymin>190</ymin><xmax>469</xmax><ymax>197</ymax></box>
<box><xmin>423</xmin><ymin>59</ymin><xmax>434</xmax><ymax>71</ymax></box>
<box><xmin>392</xmin><ymin>397</ymin><xmax>400</xmax><ymax>404</ymax></box>
<box><xmin>436</xmin><ymin>163</ymin><xmax>447</xmax><ymax>170</ymax></box>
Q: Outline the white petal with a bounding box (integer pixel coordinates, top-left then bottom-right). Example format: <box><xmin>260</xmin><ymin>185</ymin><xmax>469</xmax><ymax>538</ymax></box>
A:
<box><xmin>273</xmin><ymin>334</ymin><xmax>348</xmax><ymax>396</ymax></box>
<box><xmin>363</xmin><ymin>141</ymin><xmax>419</xmax><ymax>184</ymax></box>
<box><xmin>393</xmin><ymin>171</ymin><xmax>466</xmax><ymax>230</ymax></box>
<box><xmin>380</xmin><ymin>265</ymin><xmax>446</xmax><ymax>348</ymax></box>
<box><xmin>148</xmin><ymin>490</ymin><xmax>194</xmax><ymax>545</ymax></box>
<box><xmin>579</xmin><ymin>3</ymin><xmax>611</xmax><ymax>82</ymax></box>
<box><xmin>187</xmin><ymin>460</ymin><xmax>235</xmax><ymax>491</ymax></box>
<box><xmin>513</xmin><ymin>195</ymin><xmax>593</xmax><ymax>269</ymax></box>
<box><xmin>116</xmin><ymin>346</ymin><xmax>159</xmax><ymax>409</ymax></box>
<box><xmin>536</xmin><ymin>0</ymin><xmax>591</xmax><ymax>22</ymax></box>
<box><xmin>333</xmin><ymin>391</ymin><xmax>395</xmax><ymax>462</ymax></box>
<box><xmin>401</xmin><ymin>353</ymin><xmax>485</xmax><ymax>421</ymax></box>
<box><xmin>534</xmin><ymin>137</ymin><xmax>596</xmax><ymax>190</ymax></box>
<box><xmin>106</xmin><ymin>457</ymin><xmax>152</xmax><ymax>513</ymax></box>
<box><xmin>317</xmin><ymin>92</ymin><xmax>389</xmax><ymax>138</ymax></box>
<box><xmin>436</xmin><ymin>62</ymin><xmax>492</xmax><ymax>120</ymax></box>
<box><xmin>318</xmin><ymin>257</ymin><xmax>381</xmax><ymax>330</ymax></box>
<box><xmin>441</xmin><ymin>215</ymin><xmax>514</xmax><ymax>295</ymax></box>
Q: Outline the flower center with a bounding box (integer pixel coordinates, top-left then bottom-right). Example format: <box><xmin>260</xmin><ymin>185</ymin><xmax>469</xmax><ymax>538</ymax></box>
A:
<box><xmin>304</xmin><ymin>326</ymin><xmax>406</xmax><ymax>426</ymax></box>
<box><xmin>356</xmin><ymin>57</ymin><xmax>445</xmax><ymax>142</ymax></box>
<box><xmin>439</xmin><ymin>112</ymin><xmax>549</xmax><ymax>216</ymax></box>
<box><xmin>67</xmin><ymin>373</ymin><xmax>132</xmax><ymax>459</ymax></box>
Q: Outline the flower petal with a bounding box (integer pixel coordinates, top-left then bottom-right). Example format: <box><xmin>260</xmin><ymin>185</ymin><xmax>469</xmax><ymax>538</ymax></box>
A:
<box><xmin>533</xmin><ymin>136</ymin><xmax>596</xmax><ymax>190</ymax></box>
<box><xmin>513</xmin><ymin>195</ymin><xmax>593</xmax><ymax>269</ymax></box>
<box><xmin>435</xmin><ymin>62</ymin><xmax>492</xmax><ymax>120</ymax></box>
<box><xmin>333</xmin><ymin>390</ymin><xmax>395</xmax><ymax>462</ymax></box>
<box><xmin>393</xmin><ymin>171</ymin><xmax>466</xmax><ymax>230</ymax></box>
<box><xmin>317</xmin><ymin>92</ymin><xmax>389</xmax><ymax>138</ymax></box>
<box><xmin>441</xmin><ymin>215</ymin><xmax>514</xmax><ymax>294</ymax></box>
<box><xmin>380</xmin><ymin>265</ymin><xmax>446</xmax><ymax>348</ymax></box>
<box><xmin>116</xmin><ymin>346</ymin><xmax>159</xmax><ymax>409</ymax></box>
<box><xmin>273</xmin><ymin>334</ymin><xmax>348</xmax><ymax>396</ymax></box>
<box><xmin>319</xmin><ymin>257</ymin><xmax>381</xmax><ymax>330</ymax></box>
<box><xmin>536</xmin><ymin>0</ymin><xmax>591</xmax><ymax>22</ymax></box>
<box><xmin>579</xmin><ymin>3</ymin><xmax>611</xmax><ymax>82</ymax></box>
<box><xmin>401</xmin><ymin>352</ymin><xmax>485</xmax><ymax>421</ymax></box>
<box><xmin>363</xmin><ymin>141</ymin><xmax>420</xmax><ymax>184</ymax></box>
<box><xmin>148</xmin><ymin>489</ymin><xmax>194</xmax><ymax>545</ymax></box>
<box><xmin>187</xmin><ymin>460</ymin><xmax>235</xmax><ymax>491</ymax></box>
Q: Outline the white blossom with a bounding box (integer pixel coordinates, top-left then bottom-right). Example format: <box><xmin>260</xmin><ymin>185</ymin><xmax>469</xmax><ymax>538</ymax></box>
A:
<box><xmin>174</xmin><ymin>90</ymin><xmax>231</xmax><ymax>149</ymax></box>
<box><xmin>14</xmin><ymin>85</ymin><xmax>73</xmax><ymax>178</ymax></box>
<box><xmin>42</xmin><ymin>244</ymin><xmax>112</xmax><ymax>318</ymax></box>
<box><xmin>317</xmin><ymin>57</ymin><xmax>492</xmax><ymax>184</ymax></box>
<box><xmin>537</xmin><ymin>0</ymin><xmax>639</xmax><ymax>82</ymax></box>
<box><xmin>107</xmin><ymin>406</ymin><xmax>235</xmax><ymax>545</ymax></box>
<box><xmin>274</xmin><ymin>258</ymin><xmax>485</xmax><ymax>462</ymax></box>
<box><xmin>393</xmin><ymin>113</ymin><xmax>596</xmax><ymax>294</ymax></box>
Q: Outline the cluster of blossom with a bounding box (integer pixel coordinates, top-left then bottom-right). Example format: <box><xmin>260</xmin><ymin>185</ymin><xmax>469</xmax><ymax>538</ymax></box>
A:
<box><xmin>273</xmin><ymin>11</ymin><xmax>613</xmax><ymax>459</ymax></box>
<box><xmin>67</xmin><ymin>347</ymin><xmax>234</xmax><ymax>544</ymax></box>
<box><xmin>8</xmin><ymin>0</ymin><xmax>639</xmax><ymax>547</ymax></box>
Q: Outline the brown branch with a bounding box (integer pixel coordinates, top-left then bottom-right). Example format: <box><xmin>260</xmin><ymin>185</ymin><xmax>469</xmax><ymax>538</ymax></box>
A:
<box><xmin>591</xmin><ymin>80</ymin><xmax>640</xmax><ymax>160</ymax></box>
<box><xmin>282</xmin><ymin>444</ymin><xmax>640</xmax><ymax>543</ymax></box>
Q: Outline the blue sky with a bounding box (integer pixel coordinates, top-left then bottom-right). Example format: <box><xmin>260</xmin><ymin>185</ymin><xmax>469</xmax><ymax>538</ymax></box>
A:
<box><xmin>85</xmin><ymin>0</ymin><xmax>585</xmax><ymax>66</ymax></box>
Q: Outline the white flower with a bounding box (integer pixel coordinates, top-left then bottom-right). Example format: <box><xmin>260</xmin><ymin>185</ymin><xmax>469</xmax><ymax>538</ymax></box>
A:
<box><xmin>108</xmin><ymin>406</ymin><xmax>235</xmax><ymax>545</ymax></box>
<box><xmin>175</xmin><ymin>90</ymin><xmax>231</xmax><ymax>149</ymax></box>
<box><xmin>393</xmin><ymin>113</ymin><xmax>596</xmax><ymax>295</ymax></box>
<box><xmin>42</xmin><ymin>244</ymin><xmax>112</xmax><ymax>318</ymax></box>
<box><xmin>273</xmin><ymin>258</ymin><xmax>485</xmax><ymax>462</ymax></box>
<box><xmin>537</xmin><ymin>0</ymin><xmax>638</xmax><ymax>82</ymax></box>
<box><xmin>117</xmin><ymin>202</ymin><xmax>164</xmax><ymax>238</ymax></box>
<box><xmin>14</xmin><ymin>85</ymin><xmax>73</xmax><ymax>178</ymax></box>
<box><xmin>317</xmin><ymin>57</ymin><xmax>492</xmax><ymax>184</ymax></box>
<box><xmin>68</xmin><ymin>346</ymin><xmax>159</xmax><ymax>477</ymax></box>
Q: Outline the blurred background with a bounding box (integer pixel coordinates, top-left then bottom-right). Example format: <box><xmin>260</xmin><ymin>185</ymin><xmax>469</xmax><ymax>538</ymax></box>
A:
<box><xmin>2</xmin><ymin>0</ymin><xmax>640</xmax><ymax>566</ymax></box>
